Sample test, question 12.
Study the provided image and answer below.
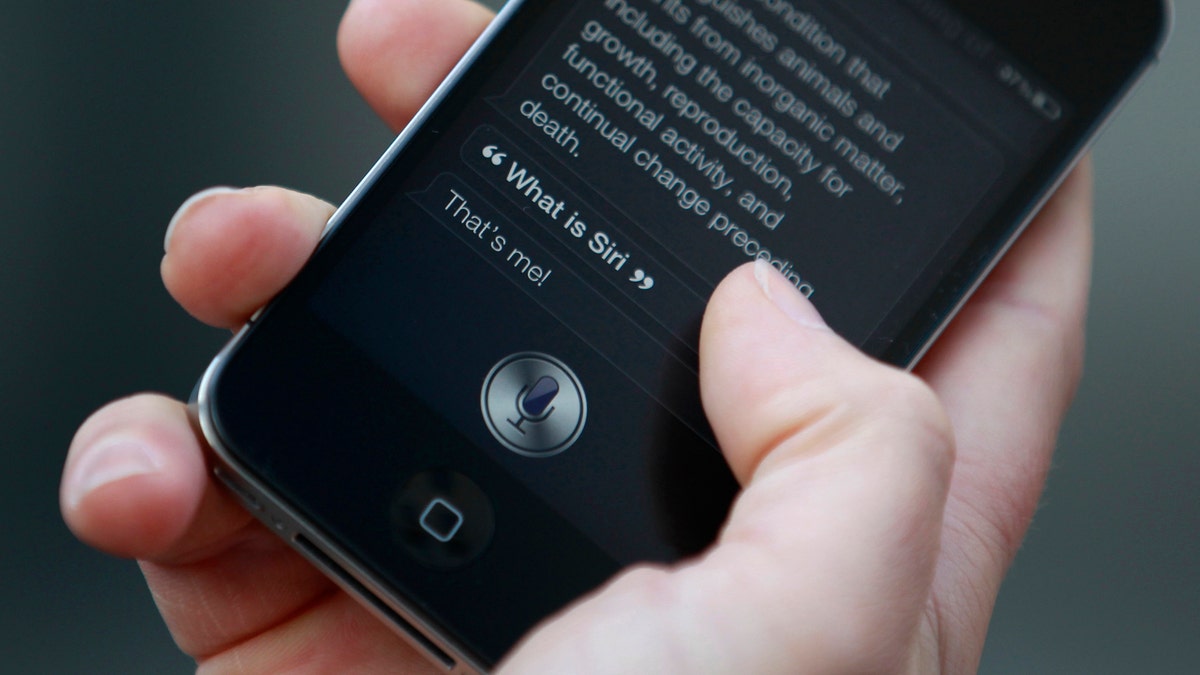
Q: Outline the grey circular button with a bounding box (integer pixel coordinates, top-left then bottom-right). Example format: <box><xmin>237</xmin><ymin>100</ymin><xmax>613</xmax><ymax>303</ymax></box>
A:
<box><xmin>392</xmin><ymin>469</ymin><xmax>494</xmax><ymax>570</ymax></box>
<box><xmin>481</xmin><ymin>352</ymin><xmax>586</xmax><ymax>457</ymax></box>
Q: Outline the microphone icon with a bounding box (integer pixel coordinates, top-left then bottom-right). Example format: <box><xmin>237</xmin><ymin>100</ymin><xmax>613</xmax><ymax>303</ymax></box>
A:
<box><xmin>507</xmin><ymin>376</ymin><xmax>560</xmax><ymax>434</ymax></box>
<box><xmin>482</xmin><ymin>353</ymin><xmax>586</xmax><ymax>457</ymax></box>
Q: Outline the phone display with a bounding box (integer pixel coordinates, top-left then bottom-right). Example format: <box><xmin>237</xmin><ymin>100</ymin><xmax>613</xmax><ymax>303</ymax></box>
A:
<box><xmin>195</xmin><ymin>0</ymin><xmax>1168</xmax><ymax>670</ymax></box>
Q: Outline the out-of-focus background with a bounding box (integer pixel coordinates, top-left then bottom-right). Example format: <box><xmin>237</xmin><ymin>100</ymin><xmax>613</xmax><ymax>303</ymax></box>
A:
<box><xmin>2</xmin><ymin>1</ymin><xmax>1194</xmax><ymax>672</ymax></box>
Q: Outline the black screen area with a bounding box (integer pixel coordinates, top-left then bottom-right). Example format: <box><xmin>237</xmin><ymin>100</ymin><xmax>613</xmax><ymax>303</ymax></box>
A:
<box><xmin>308</xmin><ymin>0</ymin><xmax>1070</xmax><ymax>559</ymax></box>
<box><xmin>210</xmin><ymin>0</ymin><xmax>1165</xmax><ymax>666</ymax></box>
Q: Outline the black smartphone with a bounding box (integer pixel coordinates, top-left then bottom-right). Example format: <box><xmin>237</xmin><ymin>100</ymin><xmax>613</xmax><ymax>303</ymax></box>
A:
<box><xmin>193</xmin><ymin>0</ymin><xmax>1169</xmax><ymax>670</ymax></box>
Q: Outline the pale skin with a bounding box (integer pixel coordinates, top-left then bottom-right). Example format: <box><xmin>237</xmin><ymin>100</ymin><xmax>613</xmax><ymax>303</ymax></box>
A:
<box><xmin>60</xmin><ymin>1</ymin><xmax>1093</xmax><ymax>672</ymax></box>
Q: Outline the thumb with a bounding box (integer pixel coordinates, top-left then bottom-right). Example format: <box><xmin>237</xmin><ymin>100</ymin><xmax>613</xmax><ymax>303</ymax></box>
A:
<box><xmin>500</xmin><ymin>261</ymin><xmax>954</xmax><ymax>674</ymax></box>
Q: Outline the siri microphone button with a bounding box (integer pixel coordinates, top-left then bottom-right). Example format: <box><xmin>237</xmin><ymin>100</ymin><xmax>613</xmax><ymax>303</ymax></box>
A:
<box><xmin>481</xmin><ymin>353</ymin><xmax>587</xmax><ymax>458</ymax></box>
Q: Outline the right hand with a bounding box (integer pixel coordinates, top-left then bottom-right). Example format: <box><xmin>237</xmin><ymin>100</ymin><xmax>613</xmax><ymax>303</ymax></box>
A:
<box><xmin>62</xmin><ymin>2</ymin><xmax>1092</xmax><ymax>672</ymax></box>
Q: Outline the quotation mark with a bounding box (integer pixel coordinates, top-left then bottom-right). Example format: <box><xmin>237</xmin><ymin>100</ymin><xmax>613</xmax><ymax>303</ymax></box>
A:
<box><xmin>628</xmin><ymin>269</ymin><xmax>654</xmax><ymax>291</ymax></box>
<box><xmin>482</xmin><ymin>145</ymin><xmax>507</xmax><ymax>166</ymax></box>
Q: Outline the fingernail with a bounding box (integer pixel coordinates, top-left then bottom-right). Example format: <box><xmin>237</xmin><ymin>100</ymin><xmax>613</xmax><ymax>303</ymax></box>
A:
<box><xmin>64</xmin><ymin>438</ymin><xmax>164</xmax><ymax>510</ymax></box>
<box><xmin>164</xmin><ymin>186</ymin><xmax>240</xmax><ymax>253</ymax></box>
<box><xmin>753</xmin><ymin>258</ymin><xmax>828</xmax><ymax>330</ymax></box>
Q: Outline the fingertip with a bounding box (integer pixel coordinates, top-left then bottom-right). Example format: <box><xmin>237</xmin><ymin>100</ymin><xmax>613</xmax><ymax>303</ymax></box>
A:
<box><xmin>64</xmin><ymin>466</ymin><xmax>198</xmax><ymax>559</ymax></box>
<box><xmin>338</xmin><ymin>0</ymin><xmax>494</xmax><ymax>130</ymax></box>
<box><xmin>63</xmin><ymin>395</ymin><xmax>207</xmax><ymax>559</ymax></box>
<box><xmin>161</xmin><ymin>186</ymin><xmax>332</xmax><ymax>328</ymax></box>
<box><xmin>163</xmin><ymin>186</ymin><xmax>240</xmax><ymax>254</ymax></box>
<box><xmin>749</xmin><ymin>258</ymin><xmax>829</xmax><ymax>330</ymax></box>
<box><xmin>703</xmin><ymin>262</ymin><xmax>829</xmax><ymax>346</ymax></box>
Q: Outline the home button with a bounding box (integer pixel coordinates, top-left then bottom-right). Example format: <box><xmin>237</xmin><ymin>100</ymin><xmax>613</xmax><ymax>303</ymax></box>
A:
<box><xmin>392</xmin><ymin>469</ymin><xmax>494</xmax><ymax>569</ymax></box>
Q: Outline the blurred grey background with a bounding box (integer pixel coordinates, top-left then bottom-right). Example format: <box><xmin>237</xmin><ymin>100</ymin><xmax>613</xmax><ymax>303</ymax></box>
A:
<box><xmin>2</xmin><ymin>1</ymin><xmax>1194</xmax><ymax>672</ymax></box>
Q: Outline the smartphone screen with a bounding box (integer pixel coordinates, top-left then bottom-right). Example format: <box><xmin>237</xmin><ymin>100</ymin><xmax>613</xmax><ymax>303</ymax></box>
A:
<box><xmin>201</xmin><ymin>0</ymin><xmax>1166</xmax><ymax>668</ymax></box>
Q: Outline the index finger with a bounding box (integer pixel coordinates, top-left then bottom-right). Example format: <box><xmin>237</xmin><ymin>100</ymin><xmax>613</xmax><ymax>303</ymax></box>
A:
<box><xmin>338</xmin><ymin>0</ymin><xmax>495</xmax><ymax>131</ymax></box>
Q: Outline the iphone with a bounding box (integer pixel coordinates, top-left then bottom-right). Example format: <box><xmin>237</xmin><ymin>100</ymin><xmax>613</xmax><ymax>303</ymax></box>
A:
<box><xmin>194</xmin><ymin>0</ymin><xmax>1170</xmax><ymax>670</ymax></box>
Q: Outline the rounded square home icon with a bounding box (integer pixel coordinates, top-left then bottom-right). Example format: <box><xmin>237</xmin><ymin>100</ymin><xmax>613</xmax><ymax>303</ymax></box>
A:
<box><xmin>419</xmin><ymin>497</ymin><xmax>465</xmax><ymax>543</ymax></box>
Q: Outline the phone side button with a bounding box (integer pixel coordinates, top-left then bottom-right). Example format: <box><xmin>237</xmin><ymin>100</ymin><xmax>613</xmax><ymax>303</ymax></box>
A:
<box><xmin>392</xmin><ymin>469</ymin><xmax>495</xmax><ymax>570</ymax></box>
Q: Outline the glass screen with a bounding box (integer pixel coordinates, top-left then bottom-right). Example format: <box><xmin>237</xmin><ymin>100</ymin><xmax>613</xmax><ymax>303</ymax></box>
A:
<box><xmin>299</xmin><ymin>0</ymin><xmax>1072</xmax><ymax>564</ymax></box>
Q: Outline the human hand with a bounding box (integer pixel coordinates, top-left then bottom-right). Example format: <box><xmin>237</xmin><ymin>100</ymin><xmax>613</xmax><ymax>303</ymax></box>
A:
<box><xmin>501</xmin><ymin>152</ymin><xmax>1089</xmax><ymax>672</ymax></box>
<box><xmin>61</xmin><ymin>1</ymin><xmax>1091</xmax><ymax>672</ymax></box>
